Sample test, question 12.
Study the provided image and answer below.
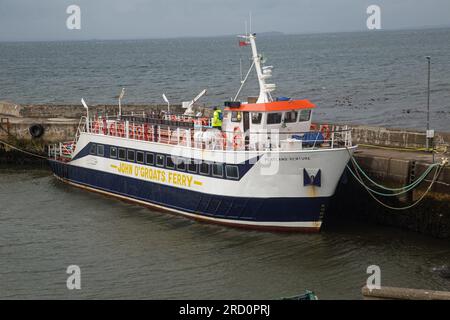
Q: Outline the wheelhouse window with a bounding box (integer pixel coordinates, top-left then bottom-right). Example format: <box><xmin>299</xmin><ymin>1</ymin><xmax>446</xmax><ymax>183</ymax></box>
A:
<box><xmin>89</xmin><ymin>144</ymin><xmax>96</xmax><ymax>155</ymax></box>
<box><xmin>118</xmin><ymin>148</ymin><xmax>126</xmax><ymax>160</ymax></box>
<box><xmin>225</xmin><ymin>165</ymin><xmax>239</xmax><ymax>180</ymax></box>
<box><xmin>212</xmin><ymin>163</ymin><xmax>224</xmax><ymax>177</ymax></box>
<box><xmin>127</xmin><ymin>150</ymin><xmax>135</xmax><ymax>162</ymax></box>
<box><xmin>110</xmin><ymin>147</ymin><xmax>117</xmax><ymax>158</ymax></box>
<box><xmin>136</xmin><ymin>151</ymin><xmax>144</xmax><ymax>163</ymax></box>
<box><xmin>146</xmin><ymin>153</ymin><xmax>154</xmax><ymax>165</ymax></box>
<box><xmin>299</xmin><ymin>109</ymin><xmax>311</xmax><ymax>122</ymax></box>
<box><xmin>96</xmin><ymin>144</ymin><xmax>104</xmax><ymax>156</ymax></box>
<box><xmin>199</xmin><ymin>162</ymin><xmax>210</xmax><ymax>175</ymax></box>
<box><xmin>156</xmin><ymin>154</ymin><xmax>164</xmax><ymax>167</ymax></box>
<box><xmin>231</xmin><ymin>111</ymin><xmax>242</xmax><ymax>122</ymax></box>
<box><xmin>267</xmin><ymin>112</ymin><xmax>282</xmax><ymax>124</ymax></box>
<box><xmin>284</xmin><ymin>111</ymin><xmax>298</xmax><ymax>123</ymax></box>
<box><xmin>251</xmin><ymin>112</ymin><xmax>263</xmax><ymax>124</ymax></box>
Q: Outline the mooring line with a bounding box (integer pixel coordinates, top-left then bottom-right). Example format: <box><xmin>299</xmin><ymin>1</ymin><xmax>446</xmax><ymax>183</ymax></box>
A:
<box><xmin>346</xmin><ymin>147</ymin><xmax>448</xmax><ymax>210</ymax></box>
<box><xmin>0</xmin><ymin>139</ymin><xmax>48</xmax><ymax>160</ymax></box>
<box><xmin>348</xmin><ymin>154</ymin><xmax>439</xmax><ymax>192</ymax></box>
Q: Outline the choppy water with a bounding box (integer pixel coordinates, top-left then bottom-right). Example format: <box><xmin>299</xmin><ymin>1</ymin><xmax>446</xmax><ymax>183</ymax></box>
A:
<box><xmin>1</xmin><ymin>28</ymin><xmax>450</xmax><ymax>131</ymax></box>
<box><xmin>0</xmin><ymin>167</ymin><xmax>449</xmax><ymax>299</ymax></box>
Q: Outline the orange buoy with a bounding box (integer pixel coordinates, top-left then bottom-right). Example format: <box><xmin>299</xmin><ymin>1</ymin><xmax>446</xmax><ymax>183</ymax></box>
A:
<box><xmin>320</xmin><ymin>124</ymin><xmax>331</xmax><ymax>141</ymax></box>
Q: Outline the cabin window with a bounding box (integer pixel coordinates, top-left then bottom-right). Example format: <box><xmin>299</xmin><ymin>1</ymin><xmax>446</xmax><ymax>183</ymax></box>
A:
<box><xmin>188</xmin><ymin>160</ymin><xmax>197</xmax><ymax>173</ymax></box>
<box><xmin>284</xmin><ymin>111</ymin><xmax>298</xmax><ymax>123</ymax></box>
<box><xmin>299</xmin><ymin>109</ymin><xmax>311</xmax><ymax>122</ymax></box>
<box><xmin>177</xmin><ymin>158</ymin><xmax>186</xmax><ymax>171</ymax></box>
<box><xmin>231</xmin><ymin>111</ymin><xmax>242</xmax><ymax>122</ymax></box>
<box><xmin>118</xmin><ymin>148</ymin><xmax>126</xmax><ymax>160</ymax></box>
<box><xmin>136</xmin><ymin>151</ymin><xmax>144</xmax><ymax>163</ymax></box>
<box><xmin>199</xmin><ymin>162</ymin><xmax>210</xmax><ymax>175</ymax></box>
<box><xmin>251</xmin><ymin>112</ymin><xmax>263</xmax><ymax>124</ymax></box>
<box><xmin>127</xmin><ymin>150</ymin><xmax>135</xmax><ymax>162</ymax></box>
<box><xmin>89</xmin><ymin>144</ymin><xmax>96</xmax><ymax>155</ymax></box>
<box><xmin>110</xmin><ymin>147</ymin><xmax>117</xmax><ymax>158</ymax></box>
<box><xmin>267</xmin><ymin>112</ymin><xmax>282</xmax><ymax>124</ymax></box>
<box><xmin>156</xmin><ymin>154</ymin><xmax>165</xmax><ymax>167</ymax></box>
<box><xmin>146</xmin><ymin>152</ymin><xmax>154</xmax><ymax>165</ymax></box>
<box><xmin>96</xmin><ymin>145</ymin><xmax>104</xmax><ymax>156</ymax></box>
<box><xmin>212</xmin><ymin>163</ymin><xmax>224</xmax><ymax>177</ymax></box>
<box><xmin>166</xmin><ymin>156</ymin><xmax>175</xmax><ymax>169</ymax></box>
<box><xmin>226</xmin><ymin>165</ymin><xmax>239</xmax><ymax>180</ymax></box>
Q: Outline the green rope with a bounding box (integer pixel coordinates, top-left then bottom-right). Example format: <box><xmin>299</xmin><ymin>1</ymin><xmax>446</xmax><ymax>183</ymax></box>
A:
<box><xmin>346</xmin><ymin>147</ymin><xmax>447</xmax><ymax>210</ymax></box>
<box><xmin>346</xmin><ymin>164</ymin><xmax>434</xmax><ymax>197</ymax></box>
<box><xmin>349</xmin><ymin>155</ymin><xmax>440</xmax><ymax>191</ymax></box>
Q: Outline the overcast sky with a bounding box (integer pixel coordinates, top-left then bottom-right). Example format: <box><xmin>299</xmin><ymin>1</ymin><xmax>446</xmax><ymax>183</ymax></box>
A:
<box><xmin>0</xmin><ymin>0</ymin><xmax>449</xmax><ymax>41</ymax></box>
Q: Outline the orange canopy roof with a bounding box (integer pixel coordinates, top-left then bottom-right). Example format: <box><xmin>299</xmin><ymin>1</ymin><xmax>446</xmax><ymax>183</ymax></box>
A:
<box><xmin>225</xmin><ymin>99</ymin><xmax>316</xmax><ymax>112</ymax></box>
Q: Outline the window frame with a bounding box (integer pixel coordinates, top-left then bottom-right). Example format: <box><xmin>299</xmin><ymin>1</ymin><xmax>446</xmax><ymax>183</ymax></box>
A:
<box><xmin>212</xmin><ymin>163</ymin><xmax>224</xmax><ymax>178</ymax></box>
<box><xmin>267</xmin><ymin>112</ymin><xmax>283</xmax><ymax>125</ymax></box>
<box><xmin>284</xmin><ymin>110</ymin><xmax>298</xmax><ymax>123</ymax></box>
<box><xmin>145</xmin><ymin>152</ymin><xmax>154</xmax><ymax>165</ymax></box>
<box><xmin>176</xmin><ymin>158</ymin><xmax>186</xmax><ymax>171</ymax></box>
<box><xmin>110</xmin><ymin>147</ymin><xmax>117</xmax><ymax>159</ymax></box>
<box><xmin>166</xmin><ymin>156</ymin><xmax>175</xmax><ymax>169</ymax></box>
<box><xmin>127</xmin><ymin>149</ymin><xmax>135</xmax><ymax>162</ymax></box>
<box><xmin>199</xmin><ymin>162</ymin><xmax>210</xmax><ymax>176</ymax></box>
<box><xmin>251</xmin><ymin>112</ymin><xmax>263</xmax><ymax>124</ymax></box>
<box><xmin>118</xmin><ymin>148</ymin><xmax>126</xmax><ymax>160</ymax></box>
<box><xmin>187</xmin><ymin>160</ymin><xmax>197</xmax><ymax>174</ymax></box>
<box><xmin>96</xmin><ymin>144</ymin><xmax>104</xmax><ymax>156</ymax></box>
<box><xmin>299</xmin><ymin>109</ymin><xmax>312</xmax><ymax>122</ymax></box>
<box><xmin>89</xmin><ymin>144</ymin><xmax>97</xmax><ymax>155</ymax></box>
<box><xmin>231</xmin><ymin>111</ymin><xmax>242</xmax><ymax>123</ymax></box>
<box><xmin>156</xmin><ymin>154</ymin><xmax>165</xmax><ymax>167</ymax></box>
<box><xmin>225</xmin><ymin>165</ymin><xmax>239</xmax><ymax>180</ymax></box>
<box><xmin>136</xmin><ymin>151</ymin><xmax>144</xmax><ymax>164</ymax></box>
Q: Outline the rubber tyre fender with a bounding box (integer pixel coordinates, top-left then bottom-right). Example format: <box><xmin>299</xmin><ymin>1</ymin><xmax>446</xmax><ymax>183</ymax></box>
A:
<box><xmin>29</xmin><ymin>124</ymin><xmax>45</xmax><ymax>138</ymax></box>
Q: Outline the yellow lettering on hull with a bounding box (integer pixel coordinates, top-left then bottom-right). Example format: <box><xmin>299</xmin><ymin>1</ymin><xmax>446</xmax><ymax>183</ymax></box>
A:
<box><xmin>111</xmin><ymin>162</ymin><xmax>198</xmax><ymax>188</ymax></box>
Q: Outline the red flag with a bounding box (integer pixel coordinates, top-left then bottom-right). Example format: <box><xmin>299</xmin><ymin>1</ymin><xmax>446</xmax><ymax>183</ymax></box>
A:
<box><xmin>239</xmin><ymin>41</ymin><xmax>249</xmax><ymax>47</ymax></box>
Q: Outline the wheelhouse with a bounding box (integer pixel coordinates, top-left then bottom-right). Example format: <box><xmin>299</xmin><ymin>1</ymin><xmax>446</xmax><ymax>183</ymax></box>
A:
<box><xmin>223</xmin><ymin>99</ymin><xmax>316</xmax><ymax>142</ymax></box>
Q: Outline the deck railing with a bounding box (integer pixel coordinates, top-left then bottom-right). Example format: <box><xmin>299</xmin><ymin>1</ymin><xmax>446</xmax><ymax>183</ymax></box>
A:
<box><xmin>54</xmin><ymin>113</ymin><xmax>352</xmax><ymax>160</ymax></box>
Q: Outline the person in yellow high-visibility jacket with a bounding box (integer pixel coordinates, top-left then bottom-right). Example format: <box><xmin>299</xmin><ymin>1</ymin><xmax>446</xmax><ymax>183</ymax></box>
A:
<box><xmin>211</xmin><ymin>107</ymin><xmax>223</xmax><ymax>130</ymax></box>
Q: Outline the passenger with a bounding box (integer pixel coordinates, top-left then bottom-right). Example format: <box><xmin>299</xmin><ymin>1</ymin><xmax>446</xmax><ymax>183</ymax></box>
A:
<box><xmin>211</xmin><ymin>106</ymin><xmax>223</xmax><ymax>130</ymax></box>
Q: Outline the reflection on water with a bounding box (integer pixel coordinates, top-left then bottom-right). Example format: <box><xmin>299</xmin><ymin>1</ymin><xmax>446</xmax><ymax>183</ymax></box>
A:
<box><xmin>0</xmin><ymin>168</ymin><xmax>449</xmax><ymax>299</ymax></box>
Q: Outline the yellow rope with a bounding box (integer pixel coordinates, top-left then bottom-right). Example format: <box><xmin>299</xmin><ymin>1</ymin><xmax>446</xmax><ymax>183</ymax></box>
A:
<box><xmin>0</xmin><ymin>139</ymin><xmax>48</xmax><ymax>160</ymax></box>
<box><xmin>358</xmin><ymin>143</ymin><xmax>448</xmax><ymax>153</ymax></box>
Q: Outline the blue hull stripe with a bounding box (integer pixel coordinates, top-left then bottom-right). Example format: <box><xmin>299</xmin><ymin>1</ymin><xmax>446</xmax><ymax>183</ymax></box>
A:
<box><xmin>49</xmin><ymin>160</ymin><xmax>328</xmax><ymax>224</ymax></box>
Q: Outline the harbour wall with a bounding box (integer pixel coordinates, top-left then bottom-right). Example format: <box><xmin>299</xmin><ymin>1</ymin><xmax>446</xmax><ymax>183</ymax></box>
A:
<box><xmin>1</xmin><ymin>101</ymin><xmax>448</xmax><ymax>149</ymax></box>
<box><xmin>1</xmin><ymin>102</ymin><xmax>449</xmax><ymax>238</ymax></box>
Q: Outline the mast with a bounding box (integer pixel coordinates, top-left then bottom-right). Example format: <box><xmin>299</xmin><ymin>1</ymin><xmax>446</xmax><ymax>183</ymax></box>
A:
<box><xmin>238</xmin><ymin>33</ymin><xmax>276</xmax><ymax>103</ymax></box>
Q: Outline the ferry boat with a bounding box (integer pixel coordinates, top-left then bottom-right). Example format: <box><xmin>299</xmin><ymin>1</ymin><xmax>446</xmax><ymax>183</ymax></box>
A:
<box><xmin>48</xmin><ymin>33</ymin><xmax>356</xmax><ymax>232</ymax></box>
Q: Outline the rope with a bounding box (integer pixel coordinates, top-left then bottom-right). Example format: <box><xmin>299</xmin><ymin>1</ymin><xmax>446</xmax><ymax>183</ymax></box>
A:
<box><xmin>0</xmin><ymin>139</ymin><xmax>48</xmax><ymax>160</ymax></box>
<box><xmin>359</xmin><ymin>143</ymin><xmax>448</xmax><ymax>154</ymax></box>
<box><xmin>346</xmin><ymin>147</ymin><xmax>447</xmax><ymax>210</ymax></box>
<box><xmin>346</xmin><ymin>164</ymin><xmax>436</xmax><ymax>197</ymax></box>
<box><xmin>349</xmin><ymin>153</ymin><xmax>439</xmax><ymax>191</ymax></box>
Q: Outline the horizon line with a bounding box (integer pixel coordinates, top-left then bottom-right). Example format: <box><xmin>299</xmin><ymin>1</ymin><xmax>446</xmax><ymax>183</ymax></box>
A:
<box><xmin>1</xmin><ymin>24</ymin><xmax>449</xmax><ymax>43</ymax></box>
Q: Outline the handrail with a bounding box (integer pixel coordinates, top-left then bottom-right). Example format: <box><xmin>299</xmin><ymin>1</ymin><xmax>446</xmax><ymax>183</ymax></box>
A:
<box><xmin>76</xmin><ymin>116</ymin><xmax>353</xmax><ymax>152</ymax></box>
<box><xmin>96</xmin><ymin>113</ymin><xmax>353</xmax><ymax>135</ymax></box>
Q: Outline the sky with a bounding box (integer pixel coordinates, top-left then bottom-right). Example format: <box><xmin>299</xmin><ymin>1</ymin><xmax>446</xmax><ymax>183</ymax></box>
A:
<box><xmin>0</xmin><ymin>0</ymin><xmax>449</xmax><ymax>41</ymax></box>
